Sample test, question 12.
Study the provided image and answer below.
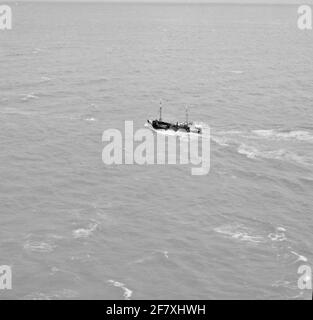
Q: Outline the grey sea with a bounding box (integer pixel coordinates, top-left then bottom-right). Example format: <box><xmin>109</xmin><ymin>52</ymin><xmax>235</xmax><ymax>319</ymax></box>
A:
<box><xmin>1</xmin><ymin>2</ymin><xmax>313</xmax><ymax>300</ymax></box>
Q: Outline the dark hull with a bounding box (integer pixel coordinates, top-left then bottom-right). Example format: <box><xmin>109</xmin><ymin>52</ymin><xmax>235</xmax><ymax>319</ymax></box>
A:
<box><xmin>149</xmin><ymin>120</ymin><xmax>190</xmax><ymax>132</ymax></box>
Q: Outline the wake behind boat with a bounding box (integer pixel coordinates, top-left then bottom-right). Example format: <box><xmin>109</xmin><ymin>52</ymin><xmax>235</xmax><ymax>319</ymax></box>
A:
<box><xmin>147</xmin><ymin>103</ymin><xmax>202</xmax><ymax>134</ymax></box>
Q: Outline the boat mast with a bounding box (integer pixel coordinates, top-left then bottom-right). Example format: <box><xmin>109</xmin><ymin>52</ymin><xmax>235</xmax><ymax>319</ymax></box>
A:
<box><xmin>159</xmin><ymin>100</ymin><xmax>162</xmax><ymax>121</ymax></box>
<box><xmin>185</xmin><ymin>106</ymin><xmax>189</xmax><ymax>124</ymax></box>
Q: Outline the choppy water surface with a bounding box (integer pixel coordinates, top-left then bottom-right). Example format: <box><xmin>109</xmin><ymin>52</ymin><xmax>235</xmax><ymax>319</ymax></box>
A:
<box><xmin>1</xmin><ymin>3</ymin><xmax>313</xmax><ymax>299</ymax></box>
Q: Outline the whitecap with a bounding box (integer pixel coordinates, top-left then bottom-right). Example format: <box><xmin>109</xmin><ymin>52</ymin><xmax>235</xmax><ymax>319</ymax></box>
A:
<box><xmin>70</xmin><ymin>253</ymin><xmax>93</xmax><ymax>262</ymax></box>
<box><xmin>20</xmin><ymin>93</ymin><xmax>39</xmax><ymax>101</ymax></box>
<box><xmin>84</xmin><ymin>117</ymin><xmax>96</xmax><ymax>122</ymax></box>
<box><xmin>276</xmin><ymin>131</ymin><xmax>313</xmax><ymax>142</ymax></box>
<box><xmin>237</xmin><ymin>144</ymin><xmax>308</xmax><ymax>165</ymax></box>
<box><xmin>211</xmin><ymin>136</ymin><xmax>230</xmax><ymax>147</ymax></box>
<box><xmin>108</xmin><ymin>280</ymin><xmax>133</xmax><ymax>300</ymax></box>
<box><xmin>290</xmin><ymin>251</ymin><xmax>308</xmax><ymax>263</ymax></box>
<box><xmin>253</xmin><ymin>129</ymin><xmax>275</xmax><ymax>138</ymax></box>
<box><xmin>253</xmin><ymin>129</ymin><xmax>313</xmax><ymax>142</ymax></box>
<box><xmin>268</xmin><ymin>232</ymin><xmax>287</xmax><ymax>242</ymax></box>
<box><xmin>214</xmin><ymin>224</ymin><xmax>265</xmax><ymax>243</ymax></box>
<box><xmin>237</xmin><ymin>144</ymin><xmax>258</xmax><ymax>159</ymax></box>
<box><xmin>40</xmin><ymin>76</ymin><xmax>52</xmax><ymax>82</ymax></box>
<box><xmin>72</xmin><ymin>223</ymin><xmax>98</xmax><ymax>239</ymax></box>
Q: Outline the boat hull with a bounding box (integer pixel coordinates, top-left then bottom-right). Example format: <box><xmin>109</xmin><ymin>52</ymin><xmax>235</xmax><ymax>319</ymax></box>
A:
<box><xmin>147</xmin><ymin>120</ymin><xmax>201</xmax><ymax>134</ymax></box>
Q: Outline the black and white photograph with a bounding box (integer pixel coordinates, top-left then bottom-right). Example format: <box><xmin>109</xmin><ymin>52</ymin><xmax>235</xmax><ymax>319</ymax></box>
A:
<box><xmin>0</xmin><ymin>0</ymin><xmax>313</xmax><ymax>305</ymax></box>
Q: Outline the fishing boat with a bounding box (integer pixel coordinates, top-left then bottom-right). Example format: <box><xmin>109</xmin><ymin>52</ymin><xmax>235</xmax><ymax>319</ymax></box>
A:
<box><xmin>147</xmin><ymin>102</ymin><xmax>202</xmax><ymax>134</ymax></box>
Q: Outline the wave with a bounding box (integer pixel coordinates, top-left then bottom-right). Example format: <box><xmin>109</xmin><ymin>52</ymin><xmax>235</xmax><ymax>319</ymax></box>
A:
<box><xmin>24</xmin><ymin>289</ymin><xmax>79</xmax><ymax>300</ymax></box>
<box><xmin>230</xmin><ymin>70</ymin><xmax>244</xmax><ymax>74</ymax></box>
<box><xmin>271</xmin><ymin>280</ymin><xmax>299</xmax><ymax>290</ymax></box>
<box><xmin>32</xmin><ymin>48</ymin><xmax>44</xmax><ymax>54</ymax></box>
<box><xmin>237</xmin><ymin>144</ymin><xmax>259</xmax><ymax>159</ymax></box>
<box><xmin>237</xmin><ymin>144</ymin><xmax>309</xmax><ymax>165</ymax></box>
<box><xmin>253</xmin><ymin>129</ymin><xmax>313</xmax><ymax>142</ymax></box>
<box><xmin>72</xmin><ymin>222</ymin><xmax>98</xmax><ymax>239</ymax></box>
<box><xmin>84</xmin><ymin>117</ymin><xmax>97</xmax><ymax>122</ymax></box>
<box><xmin>131</xmin><ymin>250</ymin><xmax>169</xmax><ymax>265</ymax></box>
<box><xmin>107</xmin><ymin>280</ymin><xmax>133</xmax><ymax>300</ymax></box>
<box><xmin>214</xmin><ymin>224</ymin><xmax>288</xmax><ymax>245</ymax></box>
<box><xmin>40</xmin><ymin>76</ymin><xmax>52</xmax><ymax>82</ymax></box>
<box><xmin>290</xmin><ymin>251</ymin><xmax>308</xmax><ymax>263</ymax></box>
<box><xmin>213</xmin><ymin>128</ymin><xmax>313</xmax><ymax>146</ymax></box>
<box><xmin>50</xmin><ymin>266</ymin><xmax>81</xmax><ymax>281</ymax></box>
<box><xmin>214</xmin><ymin>224</ymin><xmax>266</xmax><ymax>244</ymax></box>
<box><xmin>268</xmin><ymin>231</ymin><xmax>287</xmax><ymax>242</ymax></box>
<box><xmin>0</xmin><ymin>108</ymin><xmax>35</xmax><ymax>117</ymax></box>
<box><xmin>20</xmin><ymin>93</ymin><xmax>39</xmax><ymax>102</ymax></box>
<box><xmin>210</xmin><ymin>127</ymin><xmax>313</xmax><ymax>166</ymax></box>
<box><xmin>23</xmin><ymin>240</ymin><xmax>55</xmax><ymax>253</ymax></box>
<box><xmin>211</xmin><ymin>136</ymin><xmax>230</xmax><ymax>147</ymax></box>
<box><xmin>144</xmin><ymin>124</ymin><xmax>312</xmax><ymax>166</ymax></box>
